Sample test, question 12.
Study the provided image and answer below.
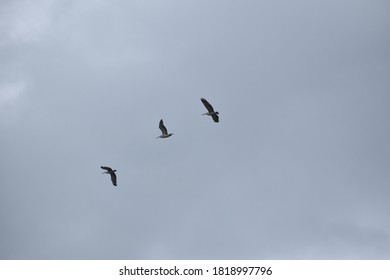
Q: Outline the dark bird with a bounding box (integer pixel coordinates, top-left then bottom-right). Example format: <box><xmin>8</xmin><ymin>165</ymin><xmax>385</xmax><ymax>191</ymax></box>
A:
<box><xmin>101</xmin><ymin>166</ymin><xmax>117</xmax><ymax>186</ymax></box>
<box><xmin>201</xmin><ymin>98</ymin><xmax>219</xmax><ymax>122</ymax></box>
<box><xmin>156</xmin><ymin>119</ymin><xmax>174</xmax><ymax>138</ymax></box>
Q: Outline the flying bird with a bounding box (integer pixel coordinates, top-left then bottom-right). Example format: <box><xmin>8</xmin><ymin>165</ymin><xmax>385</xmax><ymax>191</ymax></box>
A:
<box><xmin>101</xmin><ymin>166</ymin><xmax>117</xmax><ymax>186</ymax></box>
<box><xmin>201</xmin><ymin>98</ymin><xmax>219</xmax><ymax>122</ymax></box>
<box><xmin>156</xmin><ymin>119</ymin><xmax>174</xmax><ymax>138</ymax></box>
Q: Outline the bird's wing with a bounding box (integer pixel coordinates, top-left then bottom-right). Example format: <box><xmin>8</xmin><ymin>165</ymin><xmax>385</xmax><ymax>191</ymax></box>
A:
<box><xmin>212</xmin><ymin>114</ymin><xmax>219</xmax><ymax>123</ymax></box>
<box><xmin>159</xmin><ymin>119</ymin><xmax>168</xmax><ymax>134</ymax></box>
<box><xmin>201</xmin><ymin>98</ymin><xmax>214</xmax><ymax>113</ymax></box>
<box><xmin>110</xmin><ymin>173</ymin><xmax>117</xmax><ymax>186</ymax></box>
<box><xmin>101</xmin><ymin>166</ymin><xmax>113</xmax><ymax>172</ymax></box>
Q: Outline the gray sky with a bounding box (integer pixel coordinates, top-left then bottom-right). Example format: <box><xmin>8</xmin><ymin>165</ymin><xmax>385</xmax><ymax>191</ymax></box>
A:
<box><xmin>1</xmin><ymin>0</ymin><xmax>389</xmax><ymax>259</ymax></box>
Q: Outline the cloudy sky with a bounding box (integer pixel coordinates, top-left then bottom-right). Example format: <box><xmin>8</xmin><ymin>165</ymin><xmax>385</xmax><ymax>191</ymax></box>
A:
<box><xmin>1</xmin><ymin>0</ymin><xmax>389</xmax><ymax>259</ymax></box>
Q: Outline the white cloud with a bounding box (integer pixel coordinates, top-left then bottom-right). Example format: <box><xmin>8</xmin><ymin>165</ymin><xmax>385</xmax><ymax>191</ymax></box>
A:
<box><xmin>0</xmin><ymin>81</ymin><xmax>25</xmax><ymax>124</ymax></box>
<box><xmin>0</xmin><ymin>82</ymin><xmax>24</xmax><ymax>105</ymax></box>
<box><xmin>0</xmin><ymin>0</ymin><xmax>56</xmax><ymax>46</ymax></box>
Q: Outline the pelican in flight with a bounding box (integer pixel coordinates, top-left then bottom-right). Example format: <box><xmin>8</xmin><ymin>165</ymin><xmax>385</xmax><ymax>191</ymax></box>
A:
<box><xmin>101</xmin><ymin>166</ymin><xmax>117</xmax><ymax>186</ymax></box>
<box><xmin>156</xmin><ymin>119</ymin><xmax>174</xmax><ymax>138</ymax></box>
<box><xmin>201</xmin><ymin>98</ymin><xmax>219</xmax><ymax>122</ymax></box>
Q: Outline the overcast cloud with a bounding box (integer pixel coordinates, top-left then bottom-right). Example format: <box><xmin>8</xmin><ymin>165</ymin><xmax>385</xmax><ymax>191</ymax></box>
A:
<box><xmin>1</xmin><ymin>0</ymin><xmax>389</xmax><ymax>259</ymax></box>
